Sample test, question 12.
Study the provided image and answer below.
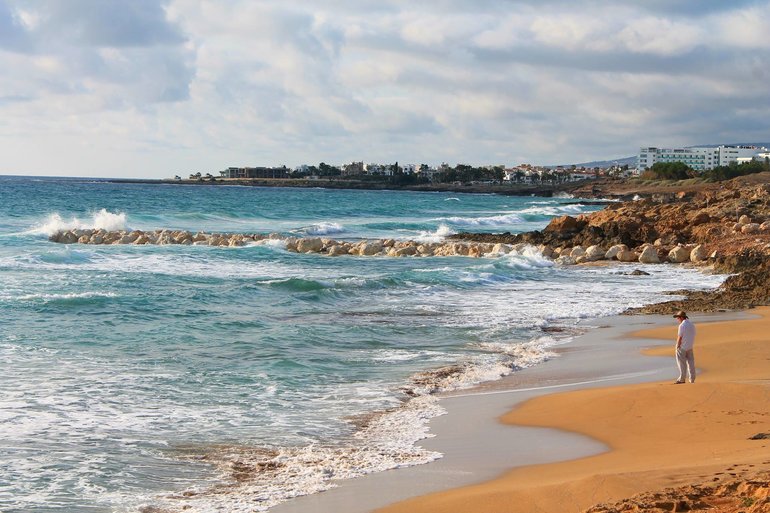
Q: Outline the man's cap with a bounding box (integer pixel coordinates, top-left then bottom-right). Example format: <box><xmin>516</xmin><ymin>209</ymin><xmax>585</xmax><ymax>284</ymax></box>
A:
<box><xmin>673</xmin><ymin>310</ymin><xmax>688</xmax><ymax>319</ymax></box>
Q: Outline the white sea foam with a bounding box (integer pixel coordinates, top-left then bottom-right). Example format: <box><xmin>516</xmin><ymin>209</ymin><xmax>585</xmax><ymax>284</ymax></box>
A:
<box><xmin>553</xmin><ymin>192</ymin><xmax>574</xmax><ymax>199</ymax></box>
<box><xmin>29</xmin><ymin>209</ymin><xmax>130</xmax><ymax>236</ymax></box>
<box><xmin>302</xmin><ymin>222</ymin><xmax>346</xmax><ymax>236</ymax></box>
<box><xmin>415</xmin><ymin>224</ymin><xmax>456</xmax><ymax>243</ymax></box>
<box><xmin>162</xmin><ymin>396</ymin><xmax>444</xmax><ymax>513</ymax></box>
<box><xmin>499</xmin><ymin>245</ymin><xmax>555</xmax><ymax>269</ymax></box>
<box><xmin>442</xmin><ymin>213</ymin><xmax>524</xmax><ymax>226</ymax></box>
<box><xmin>14</xmin><ymin>291</ymin><xmax>118</xmax><ymax>302</ymax></box>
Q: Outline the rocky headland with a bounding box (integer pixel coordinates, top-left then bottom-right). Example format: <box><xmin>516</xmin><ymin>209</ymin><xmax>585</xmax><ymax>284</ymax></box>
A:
<box><xmin>451</xmin><ymin>172</ymin><xmax>770</xmax><ymax>313</ymax></box>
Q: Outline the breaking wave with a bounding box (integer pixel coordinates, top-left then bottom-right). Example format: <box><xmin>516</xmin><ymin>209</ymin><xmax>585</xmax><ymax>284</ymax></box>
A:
<box><xmin>28</xmin><ymin>209</ymin><xmax>130</xmax><ymax>236</ymax></box>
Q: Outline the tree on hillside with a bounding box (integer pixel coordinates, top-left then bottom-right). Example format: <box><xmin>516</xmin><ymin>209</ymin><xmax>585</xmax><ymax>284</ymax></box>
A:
<box><xmin>644</xmin><ymin>162</ymin><xmax>694</xmax><ymax>180</ymax></box>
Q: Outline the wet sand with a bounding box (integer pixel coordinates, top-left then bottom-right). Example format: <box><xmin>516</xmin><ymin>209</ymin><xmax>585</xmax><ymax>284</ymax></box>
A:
<box><xmin>272</xmin><ymin>309</ymin><xmax>762</xmax><ymax>513</ymax></box>
<box><xmin>376</xmin><ymin>307</ymin><xmax>770</xmax><ymax>513</ymax></box>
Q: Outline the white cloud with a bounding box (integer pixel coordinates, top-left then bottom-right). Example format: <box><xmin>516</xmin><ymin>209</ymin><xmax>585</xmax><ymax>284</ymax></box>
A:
<box><xmin>0</xmin><ymin>0</ymin><xmax>769</xmax><ymax>177</ymax></box>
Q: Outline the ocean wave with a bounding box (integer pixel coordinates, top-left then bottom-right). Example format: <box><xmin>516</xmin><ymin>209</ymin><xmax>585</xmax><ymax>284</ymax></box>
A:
<box><xmin>28</xmin><ymin>209</ymin><xmax>129</xmax><ymax>236</ymax></box>
<box><xmin>415</xmin><ymin>224</ymin><xmax>456</xmax><ymax>243</ymax></box>
<box><xmin>14</xmin><ymin>291</ymin><xmax>118</xmax><ymax>302</ymax></box>
<box><xmin>402</xmin><ymin>337</ymin><xmax>558</xmax><ymax>396</ymax></box>
<box><xmin>300</xmin><ymin>222</ymin><xmax>346</xmax><ymax>236</ymax></box>
<box><xmin>154</xmin><ymin>337</ymin><xmax>559</xmax><ymax>512</ymax></box>
<box><xmin>441</xmin><ymin>213</ymin><xmax>524</xmax><ymax>226</ymax></box>
<box><xmin>516</xmin><ymin>204</ymin><xmax>586</xmax><ymax>216</ymax></box>
<box><xmin>499</xmin><ymin>245</ymin><xmax>555</xmax><ymax>270</ymax></box>
<box><xmin>159</xmin><ymin>397</ymin><xmax>444</xmax><ymax>513</ymax></box>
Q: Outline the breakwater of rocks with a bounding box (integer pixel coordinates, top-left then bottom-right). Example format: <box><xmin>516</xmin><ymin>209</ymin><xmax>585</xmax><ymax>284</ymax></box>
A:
<box><xmin>47</xmin><ymin>228</ymin><xmax>719</xmax><ymax>265</ymax></box>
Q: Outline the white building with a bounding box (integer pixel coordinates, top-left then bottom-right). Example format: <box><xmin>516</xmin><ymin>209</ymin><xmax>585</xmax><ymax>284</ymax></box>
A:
<box><xmin>718</xmin><ymin>145</ymin><xmax>766</xmax><ymax>167</ymax></box>
<box><xmin>638</xmin><ymin>145</ymin><xmax>767</xmax><ymax>172</ymax></box>
<box><xmin>637</xmin><ymin>147</ymin><xmax>719</xmax><ymax>172</ymax></box>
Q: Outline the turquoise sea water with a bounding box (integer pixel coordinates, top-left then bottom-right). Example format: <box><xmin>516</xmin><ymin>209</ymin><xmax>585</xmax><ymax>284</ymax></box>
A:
<box><xmin>0</xmin><ymin>176</ymin><xmax>723</xmax><ymax>512</ymax></box>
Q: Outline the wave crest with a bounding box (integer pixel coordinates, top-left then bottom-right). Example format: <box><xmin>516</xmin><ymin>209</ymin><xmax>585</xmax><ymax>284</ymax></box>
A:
<box><xmin>29</xmin><ymin>209</ymin><xmax>129</xmax><ymax>236</ymax></box>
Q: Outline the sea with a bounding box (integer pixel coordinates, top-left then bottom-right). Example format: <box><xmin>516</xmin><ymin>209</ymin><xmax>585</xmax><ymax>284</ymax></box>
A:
<box><xmin>0</xmin><ymin>175</ymin><xmax>724</xmax><ymax>513</ymax></box>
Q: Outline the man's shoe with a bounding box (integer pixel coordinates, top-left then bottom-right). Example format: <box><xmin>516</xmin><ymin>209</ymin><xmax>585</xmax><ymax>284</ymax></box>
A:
<box><xmin>674</xmin><ymin>380</ymin><xmax>684</xmax><ymax>384</ymax></box>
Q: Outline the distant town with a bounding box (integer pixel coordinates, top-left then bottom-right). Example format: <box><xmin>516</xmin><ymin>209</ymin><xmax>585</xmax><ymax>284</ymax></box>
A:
<box><xmin>177</xmin><ymin>144</ymin><xmax>770</xmax><ymax>186</ymax></box>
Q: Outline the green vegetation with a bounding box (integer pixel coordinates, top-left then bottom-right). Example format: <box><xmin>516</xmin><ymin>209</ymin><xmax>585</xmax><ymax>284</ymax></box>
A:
<box><xmin>642</xmin><ymin>158</ymin><xmax>770</xmax><ymax>182</ymax></box>
<box><xmin>703</xmin><ymin>158</ymin><xmax>770</xmax><ymax>181</ymax></box>
<box><xmin>641</xmin><ymin>162</ymin><xmax>695</xmax><ymax>180</ymax></box>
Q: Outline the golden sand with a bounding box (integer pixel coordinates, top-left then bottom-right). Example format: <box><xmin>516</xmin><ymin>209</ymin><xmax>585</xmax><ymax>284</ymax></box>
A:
<box><xmin>378</xmin><ymin>308</ymin><xmax>770</xmax><ymax>513</ymax></box>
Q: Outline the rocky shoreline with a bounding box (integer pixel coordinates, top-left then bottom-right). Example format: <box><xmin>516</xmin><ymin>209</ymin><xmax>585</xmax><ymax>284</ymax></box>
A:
<box><xmin>48</xmin><ymin>173</ymin><xmax>770</xmax><ymax>313</ymax></box>
<box><xmin>452</xmin><ymin>173</ymin><xmax>770</xmax><ymax>313</ymax></box>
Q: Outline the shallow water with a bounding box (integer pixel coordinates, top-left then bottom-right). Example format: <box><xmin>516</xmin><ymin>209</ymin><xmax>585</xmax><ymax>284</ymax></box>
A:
<box><xmin>0</xmin><ymin>176</ymin><xmax>724</xmax><ymax>512</ymax></box>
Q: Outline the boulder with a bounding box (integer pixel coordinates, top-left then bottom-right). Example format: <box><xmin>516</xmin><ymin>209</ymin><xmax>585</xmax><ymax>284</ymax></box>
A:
<box><xmin>617</xmin><ymin>249</ymin><xmax>638</xmax><ymax>262</ymax></box>
<box><xmin>741</xmin><ymin>223</ymin><xmax>760</xmax><ymax>234</ymax></box>
<box><xmin>491</xmin><ymin>243</ymin><xmax>511</xmax><ymax>255</ymax></box>
<box><xmin>327</xmin><ymin>245</ymin><xmax>348</xmax><ymax>256</ymax></box>
<box><xmin>690</xmin><ymin>212</ymin><xmax>710</xmax><ymax>226</ymax></box>
<box><xmin>284</xmin><ymin>238</ymin><xmax>298</xmax><ymax>252</ymax></box>
<box><xmin>59</xmin><ymin>231</ymin><xmax>79</xmax><ymax>244</ymax></box>
<box><xmin>538</xmin><ymin>245</ymin><xmax>555</xmax><ymax>259</ymax></box>
<box><xmin>605</xmin><ymin>244</ymin><xmax>628</xmax><ymax>260</ymax></box>
<box><xmin>629</xmin><ymin>269</ymin><xmax>651</xmax><ymax>276</ymax></box>
<box><xmin>452</xmin><ymin>244</ymin><xmax>470</xmax><ymax>256</ymax></box>
<box><xmin>134</xmin><ymin>235</ymin><xmax>149</xmax><ymax>245</ymax></box>
<box><xmin>359</xmin><ymin>241</ymin><xmax>383</xmax><ymax>256</ymax></box>
<box><xmin>690</xmin><ymin>244</ymin><xmax>708</xmax><ymax>263</ymax></box>
<box><xmin>544</xmin><ymin>215</ymin><xmax>586</xmax><ymax>233</ymax></box>
<box><xmin>638</xmin><ymin>245</ymin><xmax>660</xmax><ymax>264</ymax></box>
<box><xmin>90</xmin><ymin>234</ymin><xmax>104</xmax><ymax>244</ymax></box>
<box><xmin>584</xmin><ymin>245</ymin><xmax>605</xmax><ymax>261</ymax></box>
<box><xmin>297</xmin><ymin>237</ymin><xmax>324</xmax><ymax>253</ymax></box>
<box><xmin>761</xmin><ymin>221</ymin><xmax>770</xmax><ymax>232</ymax></box>
<box><xmin>416</xmin><ymin>245</ymin><xmax>434</xmax><ymax>256</ymax></box>
<box><xmin>78</xmin><ymin>235</ymin><xmax>90</xmax><ymax>244</ymax></box>
<box><xmin>570</xmin><ymin>246</ymin><xmax>586</xmax><ymax>258</ymax></box>
<box><xmin>667</xmin><ymin>246</ymin><xmax>690</xmax><ymax>264</ymax></box>
<box><xmin>394</xmin><ymin>246</ymin><xmax>417</xmax><ymax>257</ymax></box>
<box><xmin>555</xmin><ymin>255</ymin><xmax>577</xmax><ymax>265</ymax></box>
<box><xmin>739</xmin><ymin>214</ymin><xmax>752</xmax><ymax>225</ymax></box>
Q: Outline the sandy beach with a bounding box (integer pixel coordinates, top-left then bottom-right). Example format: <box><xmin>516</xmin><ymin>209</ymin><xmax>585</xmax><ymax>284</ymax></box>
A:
<box><xmin>377</xmin><ymin>307</ymin><xmax>770</xmax><ymax>513</ymax></box>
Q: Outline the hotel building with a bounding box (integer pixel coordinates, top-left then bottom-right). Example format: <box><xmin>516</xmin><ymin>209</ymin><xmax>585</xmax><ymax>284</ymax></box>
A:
<box><xmin>637</xmin><ymin>145</ymin><xmax>766</xmax><ymax>172</ymax></box>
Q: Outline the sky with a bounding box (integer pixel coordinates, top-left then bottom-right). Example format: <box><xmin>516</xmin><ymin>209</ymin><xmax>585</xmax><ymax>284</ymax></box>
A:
<box><xmin>1</xmin><ymin>0</ymin><xmax>769</xmax><ymax>178</ymax></box>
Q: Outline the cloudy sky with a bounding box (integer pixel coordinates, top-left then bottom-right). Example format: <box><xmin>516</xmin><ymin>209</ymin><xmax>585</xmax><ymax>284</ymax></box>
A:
<box><xmin>1</xmin><ymin>0</ymin><xmax>769</xmax><ymax>178</ymax></box>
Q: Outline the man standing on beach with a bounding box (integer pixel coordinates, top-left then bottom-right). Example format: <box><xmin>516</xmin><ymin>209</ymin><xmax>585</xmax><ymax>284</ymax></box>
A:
<box><xmin>674</xmin><ymin>310</ymin><xmax>696</xmax><ymax>384</ymax></box>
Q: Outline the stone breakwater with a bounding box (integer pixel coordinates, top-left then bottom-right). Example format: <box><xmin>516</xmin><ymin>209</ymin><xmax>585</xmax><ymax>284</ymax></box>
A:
<box><xmin>48</xmin><ymin>227</ymin><xmax>728</xmax><ymax>266</ymax></box>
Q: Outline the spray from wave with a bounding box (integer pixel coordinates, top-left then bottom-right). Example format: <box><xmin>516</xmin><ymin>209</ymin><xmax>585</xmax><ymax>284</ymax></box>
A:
<box><xmin>415</xmin><ymin>224</ymin><xmax>456</xmax><ymax>243</ymax></box>
<box><xmin>301</xmin><ymin>222</ymin><xmax>346</xmax><ymax>236</ymax></box>
<box><xmin>29</xmin><ymin>209</ymin><xmax>130</xmax><ymax>236</ymax></box>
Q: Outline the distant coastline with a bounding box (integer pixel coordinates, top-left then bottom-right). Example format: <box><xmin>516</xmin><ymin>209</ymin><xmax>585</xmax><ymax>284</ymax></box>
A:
<box><xmin>105</xmin><ymin>176</ymin><xmax>597</xmax><ymax>198</ymax></box>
